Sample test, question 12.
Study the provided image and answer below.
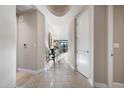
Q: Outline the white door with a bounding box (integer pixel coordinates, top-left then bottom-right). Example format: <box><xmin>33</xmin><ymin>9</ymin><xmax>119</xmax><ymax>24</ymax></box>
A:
<box><xmin>76</xmin><ymin>7</ymin><xmax>90</xmax><ymax>78</ymax></box>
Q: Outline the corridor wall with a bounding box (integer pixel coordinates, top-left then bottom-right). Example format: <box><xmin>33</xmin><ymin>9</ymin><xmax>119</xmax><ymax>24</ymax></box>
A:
<box><xmin>94</xmin><ymin>5</ymin><xmax>108</xmax><ymax>86</ymax></box>
<box><xmin>17</xmin><ymin>10</ymin><xmax>45</xmax><ymax>73</ymax></box>
<box><xmin>0</xmin><ymin>6</ymin><xmax>16</xmax><ymax>87</ymax></box>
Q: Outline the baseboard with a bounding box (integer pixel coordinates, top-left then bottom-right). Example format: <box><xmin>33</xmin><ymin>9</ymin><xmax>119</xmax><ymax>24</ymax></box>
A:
<box><xmin>68</xmin><ymin>63</ymin><xmax>75</xmax><ymax>71</ymax></box>
<box><xmin>95</xmin><ymin>82</ymin><xmax>107</xmax><ymax>88</ymax></box>
<box><xmin>36</xmin><ymin>68</ymin><xmax>45</xmax><ymax>73</ymax></box>
<box><xmin>88</xmin><ymin>78</ymin><xmax>94</xmax><ymax>87</ymax></box>
<box><xmin>95</xmin><ymin>82</ymin><xmax>124</xmax><ymax>88</ymax></box>
<box><xmin>112</xmin><ymin>82</ymin><xmax>124</xmax><ymax>88</ymax></box>
<box><xmin>17</xmin><ymin>68</ymin><xmax>45</xmax><ymax>74</ymax></box>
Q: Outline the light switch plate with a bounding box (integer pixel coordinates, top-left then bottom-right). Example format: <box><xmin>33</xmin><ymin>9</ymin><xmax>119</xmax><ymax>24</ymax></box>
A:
<box><xmin>113</xmin><ymin>43</ymin><xmax>119</xmax><ymax>48</ymax></box>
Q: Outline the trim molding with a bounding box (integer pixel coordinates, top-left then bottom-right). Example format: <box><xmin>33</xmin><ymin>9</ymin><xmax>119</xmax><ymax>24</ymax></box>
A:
<box><xmin>68</xmin><ymin>63</ymin><xmax>75</xmax><ymax>71</ymax></box>
<box><xmin>88</xmin><ymin>78</ymin><xmax>94</xmax><ymax>87</ymax></box>
<box><xmin>112</xmin><ymin>82</ymin><xmax>124</xmax><ymax>88</ymax></box>
<box><xmin>18</xmin><ymin>68</ymin><xmax>37</xmax><ymax>74</ymax></box>
<box><xmin>95</xmin><ymin>82</ymin><xmax>107</xmax><ymax>88</ymax></box>
<box><xmin>17</xmin><ymin>68</ymin><xmax>45</xmax><ymax>74</ymax></box>
<box><xmin>107</xmin><ymin>5</ymin><xmax>114</xmax><ymax>88</ymax></box>
<box><xmin>37</xmin><ymin>68</ymin><xmax>45</xmax><ymax>73</ymax></box>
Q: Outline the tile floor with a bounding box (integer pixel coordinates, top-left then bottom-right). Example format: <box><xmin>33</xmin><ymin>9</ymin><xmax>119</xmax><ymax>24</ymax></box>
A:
<box><xmin>16</xmin><ymin>71</ymin><xmax>34</xmax><ymax>87</ymax></box>
<box><xmin>16</xmin><ymin>57</ymin><xmax>91</xmax><ymax>88</ymax></box>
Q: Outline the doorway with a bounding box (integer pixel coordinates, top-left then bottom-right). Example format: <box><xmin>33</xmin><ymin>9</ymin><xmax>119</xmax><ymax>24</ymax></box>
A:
<box><xmin>75</xmin><ymin>6</ymin><xmax>94</xmax><ymax>86</ymax></box>
<box><xmin>108</xmin><ymin>6</ymin><xmax>124</xmax><ymax>88</ymax></box>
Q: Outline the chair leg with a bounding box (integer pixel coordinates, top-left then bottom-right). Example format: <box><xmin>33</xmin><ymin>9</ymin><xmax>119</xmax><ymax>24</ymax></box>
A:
<box><xmin>53</xmin><ymin>58</ymin><xmax>55</xmax><ymax>68</ymax></box>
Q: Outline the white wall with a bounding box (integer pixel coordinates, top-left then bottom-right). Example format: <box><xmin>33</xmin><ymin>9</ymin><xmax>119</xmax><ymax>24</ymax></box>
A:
<box><xmin>36</xmin><ymin>5</ymin><xmax>84</xmax><ymax>40</ymax></box>
<box><xmin>0</xmin><ymin>6</ymin><xmax>16</xmax><ymax>87</ymax></box>
<box><xmin>37</xmin><ymin>11</ymin><xmax>45</xmax><ymax>70</ymax></box>
<box><xmin>68</xmin><ymin>19</ymin><xmax>75</xmax><ymax>69</ymax></box>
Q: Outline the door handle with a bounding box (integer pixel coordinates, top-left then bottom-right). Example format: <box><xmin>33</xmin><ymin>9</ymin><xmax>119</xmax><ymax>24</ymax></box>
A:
<box><xmin>86</xmin><ymin>51</ymin><xmax>89</xmax><ymax>53</ymax></box>
<box><xmin>111</xmin><ymin>53</ymin><xmax>113</xmax><ymax>56</ymax></box>
<box><xmin>84</xmin><ymin>50</ymin><xmax>89</xmax><ymax>53</ymax></box>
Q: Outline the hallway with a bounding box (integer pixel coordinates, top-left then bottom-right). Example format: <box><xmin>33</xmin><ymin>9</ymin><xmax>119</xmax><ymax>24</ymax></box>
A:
<box><xmin>16</xmin><ymin>58</ymin><xmax>91</xmax><ymax>88</ymax></box>
<box><xmin>15</xmin><ymin>5</ymin><xmax>93</xmax><ymax>88</ymax></box>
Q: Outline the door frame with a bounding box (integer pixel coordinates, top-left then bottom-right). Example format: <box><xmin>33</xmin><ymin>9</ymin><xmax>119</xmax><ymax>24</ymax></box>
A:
<box><xmin>74</xmin><ymin>5</ymin><xmax>94</xmax><ymax>87</ymax></box>
<box><xmin>107</xmin><ymin>5</ymin><xmax>113</xmax><ymax>88</ymax></box>
<box><xmin>107</xmin><ymin>5</ymin><xmax>124</xmax><ymax>88</ymax></box>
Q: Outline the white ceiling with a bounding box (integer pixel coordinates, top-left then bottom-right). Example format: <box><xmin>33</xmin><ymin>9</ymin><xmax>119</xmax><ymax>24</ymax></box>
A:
<box><xmin>16</xmin><ymin>5</ymin><xmax>84</xmax><ymax>40</ymax></box>
<box><xmin>36</xmin><ymin>5</ymin><xmax>84</xmax><ymax>40</ymax></box>
<box><xmin>16</xmin><ymin>5</ymin><xmax>36</xmax><ymax>14</ymax></box>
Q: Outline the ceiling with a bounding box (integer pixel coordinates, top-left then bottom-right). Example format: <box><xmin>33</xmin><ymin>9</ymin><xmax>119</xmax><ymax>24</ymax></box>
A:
<box><xmin>36</xmin><ymin>5</ymin><xmax>84</xmax><ymax>40</ymax></box>
<box><xmin>16</xmin><ymin>5</ymin><xmax>36</xmax><ymax>14</ymax></box>
<box><xmin>47</xmin><ymin>5</ymin><xmax>71</xmax><ymax>16</ymax></box>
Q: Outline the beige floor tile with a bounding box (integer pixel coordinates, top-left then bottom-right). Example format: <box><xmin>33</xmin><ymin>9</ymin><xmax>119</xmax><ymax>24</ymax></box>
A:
<box><xmin>16</xmin><ymin>57</ymin><xmax>91</xmax><ymax>88</ymax></box>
